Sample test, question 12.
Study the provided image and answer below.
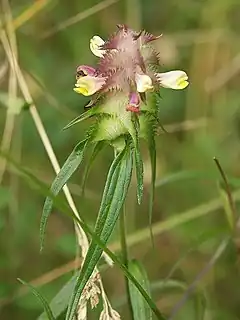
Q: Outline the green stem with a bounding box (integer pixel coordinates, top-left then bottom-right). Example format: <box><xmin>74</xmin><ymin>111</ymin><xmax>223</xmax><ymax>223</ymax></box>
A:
<box><xmin>119</xmin><ymin>204</ymin><xmax>134</xmax><ymax>319</ymax></box>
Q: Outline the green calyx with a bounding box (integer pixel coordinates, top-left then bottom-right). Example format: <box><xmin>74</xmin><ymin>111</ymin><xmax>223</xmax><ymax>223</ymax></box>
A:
<box><xmin>83</xmin><ymin>92</ymin><xmax>159</xmax><ymax>147</ymax></box>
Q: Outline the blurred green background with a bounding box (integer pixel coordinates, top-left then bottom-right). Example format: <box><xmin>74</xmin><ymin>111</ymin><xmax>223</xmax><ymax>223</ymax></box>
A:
<box><xmin>1</xmin><ymin>0</ymin><xmax>240</xmax><ymax>319</ymax></box>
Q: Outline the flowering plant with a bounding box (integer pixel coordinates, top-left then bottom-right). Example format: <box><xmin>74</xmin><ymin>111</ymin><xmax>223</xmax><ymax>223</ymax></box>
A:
<box><xmin>71</xmin><ymin>24</ymin><xmax>188</xmax><ymax>149</ymax></box>
<box><xmin>42</xmin><ymin>24</ymin><xmax>188</xmax><ymax>320</ymax></box>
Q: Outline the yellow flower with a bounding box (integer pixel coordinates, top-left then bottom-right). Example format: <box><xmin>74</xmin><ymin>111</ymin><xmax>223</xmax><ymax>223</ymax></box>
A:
<box><xmin>135</xmin><ymin>73</ymin><xmax>154</xmax><ymax>92</ymax></box>
<box><xmin>156</xmin><ymin>70</ymin><xmax>189</xmax><ymax>90</ymax></box>
<box><xmin>74</xmin><ymin>76</ymin><xmax>106</xmax><ymax>96</ymax></box>
<box><xmin>90</xmin><ymin>36</ymin><xmax>106</xmax><ymax>57</ymax></box>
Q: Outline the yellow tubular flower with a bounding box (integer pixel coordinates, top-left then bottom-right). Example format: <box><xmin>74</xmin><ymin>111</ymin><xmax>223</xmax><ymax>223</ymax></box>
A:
<box><xmin>74</xmin><ymin>76</ymin><xmax>106</xmax><ymax>96</ymax></box>
<box><xmin>135</xmin><ymin>73</ymin><xmax>154</xmax><ymax>93</ymax></box>
<box><xmin>90</xmin><ymin>36</ymin><xmax>106</xmax><ymax>57</ymax></box>
<box><xmin>156</xmin><ymin>70</ymin><xmax>189</xmax><ymax>90</ymax></box>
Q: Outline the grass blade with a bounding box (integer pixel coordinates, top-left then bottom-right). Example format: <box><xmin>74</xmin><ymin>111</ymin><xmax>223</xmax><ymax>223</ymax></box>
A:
<box><xmin>40</xmin><ymin>139</ymin><xmax>87</xmax><ymax>251</ymax></box>
<box><xmin>66</xmin><ymin>144</ymin><xmax>133</xmax><ymax>320</ymax></box>
<box><xmin>128</xmin><ymin>259</ymin><xmax>152</xmax><ymax>320</ymax></box>
<box><xmin>218</xmin><ymin>182</ymin><xmax>235</xmax><ymax>230</ymax></box>
<box><xmin>18</xmin><ymin>278</ymin><xmax>55</xmax><ymax>320</ymax></box>
<box><xmin>168</xmin><ymin>238</ymin><xmax>229</xmax><ymax>320</ymax></box>
<box><xmin>214</xmin><ymin>157</ymin><xmax>236</xmax><ymax>230</ymax></box>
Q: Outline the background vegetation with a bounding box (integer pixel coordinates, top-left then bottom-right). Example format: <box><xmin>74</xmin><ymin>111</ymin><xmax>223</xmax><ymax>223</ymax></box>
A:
<box><xmin>1</xmin><ymin>0</ymin><xmax>240</xmax><ymax>319</ymax></box>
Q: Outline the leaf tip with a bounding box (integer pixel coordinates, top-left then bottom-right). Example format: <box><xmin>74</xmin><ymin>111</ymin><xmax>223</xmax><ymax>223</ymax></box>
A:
<box><xmin>137</xmin><ymin>194</ymin><xmax>142</xmax><ymax>205</ymax></box>
<box><xmin>62</xmin><ymin>124</ymin><xmax>70</xmax><ymax>131</ymax></box>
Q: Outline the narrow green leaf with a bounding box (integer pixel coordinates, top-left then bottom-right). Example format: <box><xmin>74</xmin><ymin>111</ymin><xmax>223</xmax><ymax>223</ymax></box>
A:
<box><xmin>38</xmin><ymin>275</ymin><xmax>76</xmax><ymax>320</ymax></box>
<box><xmin>81</xmin><ymin>141</ymin><xmax>105</xmax><ymax>197</ymax></box>
<box><xmin>134</xmin><ymin>142</ymin><xmax>144</xmax><ymax>205</ymax></box>
<box><xmin>63</xmin><ymin>109</ymin><xmax>95</xmax><ymax>130</ymax></box>
<box><xmin>66</xmin><ymin>144</ymin><xmax>134</xmax><ymax>320</ymax></box>
<box><xmin>147</xmin><ymin>132</ymin><xmax>156</xmax><ymax>245</ymax></box>
<box><xmin>128</xmin><ymin>260</ymin><xmax>152</xmax><ymax>320</ymax></box>
<box><xmin>40</xmin><ymin>139</ymin><xmax>87</xmax><ymax>251</ymax></box>
<box><xmin>132</xmin><ymin>115</ymin><xmax>144</xmax><ymax>204</ymax></box>
<box><xmin>0</xmin><ymin>151</ymin><xmax>165</xmax><ymax>320</ymax></box>
<box><xmin>93</xmin><ymin>146</ymin><xmax>130</xmax><ymax>235</ymax></box>
<box><xmin>17</xmin><ymin>279</ymin><xmax>55</xmax><ymax>320</ymax></box>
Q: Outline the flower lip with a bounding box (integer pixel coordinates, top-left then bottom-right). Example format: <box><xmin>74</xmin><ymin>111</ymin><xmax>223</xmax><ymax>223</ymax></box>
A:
<box><xmin>156</xmin><ymin>70</ymin><xmax>189</xmax><ymax>90</ymax></box>
<box><xmin>90</xmin><ymin>36</ymin><xmax>106</xmax><ymax>57</ymax></box>
<box><xmin>74</xmin><ymin>75</ymin><xmax>106</xmax><ymax>96</ymax></box>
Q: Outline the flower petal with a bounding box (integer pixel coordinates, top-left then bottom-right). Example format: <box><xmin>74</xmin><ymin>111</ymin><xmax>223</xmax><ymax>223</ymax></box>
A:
<box><xmin>135</xmin><ymin>73</ymin><xmax>153</xmax><ymax>92</ymax></box>
<box><xmin>126</xmin><ymin>92</ymin><xmax>140</xmax><ymax>112</ymax></box>
<box><xmin>74</xmin><ymin>75</ymin><xmax>106</xmax><ymax>96</ymax></box>
<box><xmin>90</xmin><ymin>36</ymin><xmax>106</xmax><ymax>57</ymax></box>
<box><xmin>129</xmin><ymin>92</ymin><xmax>140</xmax><ymax>106</ymax></box>
<box><xmin>156</xmin><ymin>70</ymin><xmax>189</xmax><ymax>90</ymax></box>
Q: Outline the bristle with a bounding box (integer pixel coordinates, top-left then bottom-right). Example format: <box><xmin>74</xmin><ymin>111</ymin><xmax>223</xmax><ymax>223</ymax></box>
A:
<box><xmin>142</xmin><ymin>31</ymin><xmax>162</xmax><ymax>44</ymax></box>
<box><xmin>97</xmin><ymin>50</ymin><xmax>137</xmax><ymax>80</ymax></box>
<box><xmin>100</xmin><ymin>68</ymin><xmax>130</xmax><ymax>93</ymax></box>
<box><xmin>116</xmin><ymin>24</ymin><xmax>128</xmax><ymax>31</ymax></box>
<box><xmin>141</xmin><ymin>46</ymin><xmax>161</xmax><ymax>66</ymax></box>
<box><xmin>101</xmin><ymin>31</ymin><xmax>122</xmax><ymax>50</ymax></box>
<box><xmin>133</xmin><ymin>30</ymin><xmax>143</xmax><ymax>41</ymax></box>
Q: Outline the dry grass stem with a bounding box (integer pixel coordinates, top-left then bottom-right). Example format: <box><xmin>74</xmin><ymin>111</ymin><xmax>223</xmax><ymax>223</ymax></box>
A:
<box><xmin>41</xmin><ymin>0</ymin><xmax>119</xmax><ymax>39</ymax></box>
